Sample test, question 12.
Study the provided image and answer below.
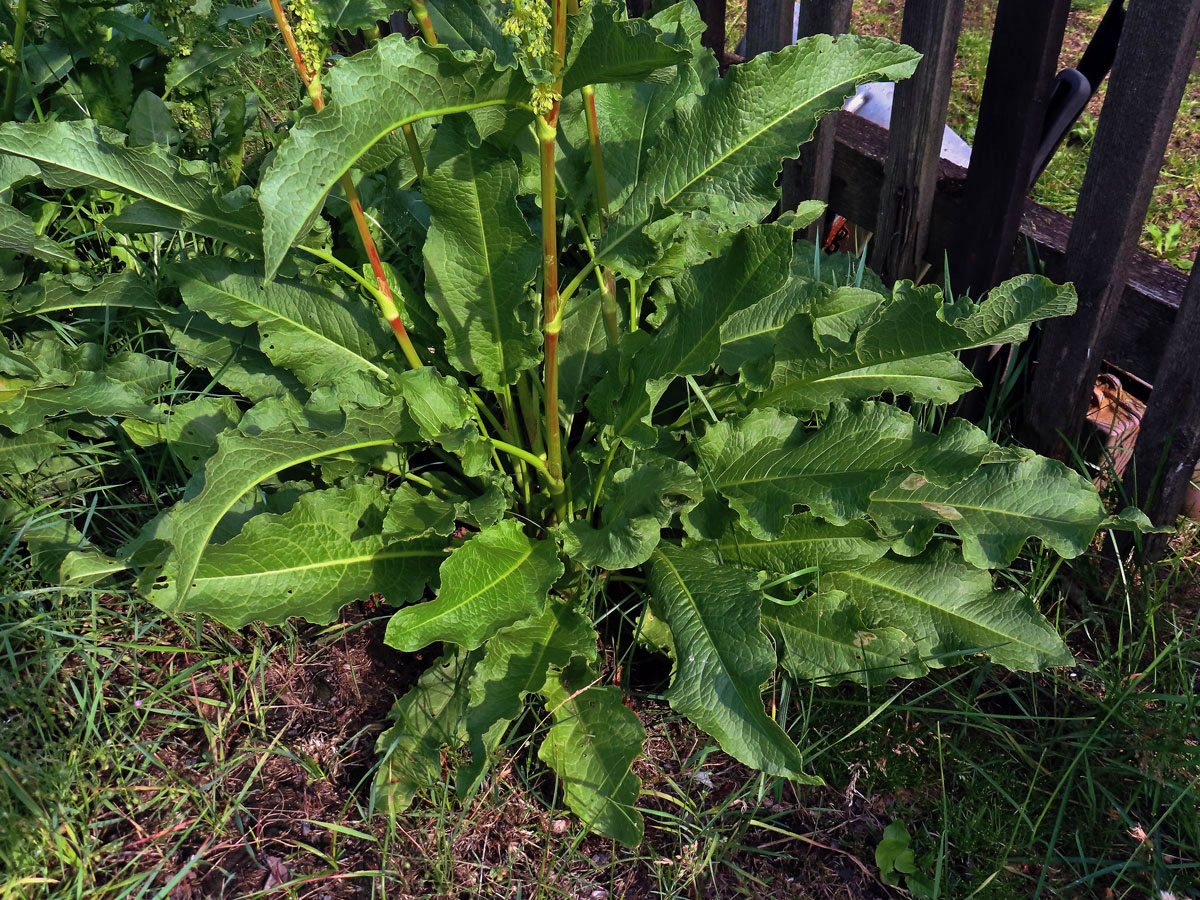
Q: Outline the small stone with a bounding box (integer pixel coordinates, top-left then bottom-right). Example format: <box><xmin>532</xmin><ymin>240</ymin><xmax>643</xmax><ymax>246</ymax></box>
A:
<box><xmin>589</xmin><ymin>890</ymin><xmax>609</xmax><ymax>900</ymax></box>
<box><xmin>552</xmin><ymin>819</ymin><xmax>569</xmax><ymax>834</ymax></box>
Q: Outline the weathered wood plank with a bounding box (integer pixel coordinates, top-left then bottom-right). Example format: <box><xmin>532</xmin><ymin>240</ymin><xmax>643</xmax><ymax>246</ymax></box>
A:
<box><xmin>744</xmin><ymin>0</ymin><xmax>793</xmax><ymax>59</ymax></box>
<box><xmin>949</xmin><ymin>0</ymin><xmax>1070</xmax><ymax>295</ymax></box>
<box><xmin>869</xmin><ymin>0</ymin><xmax>965</xmax><ymax>283</ymax></box>
<box><xmin>1126</xmin><ymin>255</ymin><xmax>1200</xmax><ymax>554</ymax></box>
<box><xmin>783</xmin><ymin>0</ymin><xmax>853</xmax><ymax>235</ymax></box>
<box><xmin>694</xmin><ymin>0</ymin><xmax>727</xmax><ymax>58</ymax></box>
<box><xmin>822</xmin><ymin>110</ymin><xmax>1188</xmax><ymax>385</ymax></box>
<box><xmin>1027</xmin><ymin>0</ymin><xmax>1200</xmax><ymax>458</ymax></box>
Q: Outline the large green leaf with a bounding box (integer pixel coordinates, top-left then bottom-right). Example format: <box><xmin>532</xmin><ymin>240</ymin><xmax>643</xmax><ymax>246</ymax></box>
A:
<box><xmin>394</xmin><ymin>367</ymin><xmax>492</xmax><ymax>476</ymax></box>
<box><xmin>0</xmin><ymin>271</ymin><xmax>160</xmax><ymax>325</ymax></box>
<box><xmin>0</xmin><ymin>203</ymin><xmax>74</xmax><ymax>261</ymax></box>
<box><xmin>763</xmin><ymin>590</ymin><xmax>926</xmax><ymax>686</ymax></box>
<box><xmin>562</xmin><ymin>0</ymin><xmax>690</xmax><ymax>95</ymax></box>
<box><xmin>589</xmin><ymin>224</ymin><xmax>792</xmax><ymax>446</ymax></box>
<box><xmin>760</xmin><ymin>277</ymin><xmax>1078</xmax><ymax>413</ymax></box>
<box><xmin>145</xmin><ymin>400</ymin><xmax>417</xmax><ymax>610</ymax></box>
<box><xmin>171</xmin><ymin>257</ymin><xmax>396</xmax><ymax>398</ymax></box>
<box><xmin>598</xmin><ymin>34</ymin><xmax>920</xmax><ymax>272</ymax></box>
<box><xmin>867</xmin><ymin>456</ymin><xmax>1108</xmax><ymax>568</ymax></box>
<box><xmin>384</xmin><ymin>519</ymin><xmax>563</xmax><ymax>652</ymax></box>
<box><xmin>538</xmin><ymin>657</ymin><xmax>646</xmax><ymax>847</ymax></box>
<box><xmin>691</xmin><ymin>404</ymin><xmax>993</xmax><ymax>540</ymax></box>
<box><xmin>823</xmin><ymin>544</ymin><xmax>1073</xmax><ymax>672</ymax></box>
<box><xmin>423</xmin><ymin>0</ymin><xmax>513</xmax><ymax>66</ymax></box>
<box><xmin>164</xmin><ymin>311</ymin><xmax>305</xmax><ymax>403</ymax></box>
<box><xmin>0</xmin><ymin>121</ymin><xmax>261</xmax><ymax>251</ymax></box>
<box><xmin>374</xmin><ymin>648</ymin><xmax>477</xmax><ymax>814</ymax></box>
<box><xmin>259</xmin><ymin>37</ymin><xmax>526</xmax><ymax>277</ymax></box>
<box><xmin>0</xmin><ymin>426</ymin><xmax>67</xmax><ymax>476</ymax></box>
<box><xmin>148</xmin><ymin>483</ymin><xmax>446</xmax><ymax>627</ymax></box>
<box><xmin>422</xmin><ymin>119</ymin><xmax>541</xmax><ymax>390</ymax></box>
<box><xmin>715</xmin><ymin>513</ymin><xmax>890</xmax><ymax>579</ymax></box>
<box><xmin>457</xmin><ymin>602</ymin><xmax>596</xmax><ymax>796</ymax></box>
<box><xmin>121</xmin><ymin>395</ymin><xmax>242</xmax><ymax>473</ymax></box>
<box><xmin>563</xmin><ymin>455</ymin><xmax>702</xmax><ymax>569</ymax></box>
<box><xmin>647</xmin><ymin>543</ymin><xmax>819</xmax><ymax>783</ymax></box>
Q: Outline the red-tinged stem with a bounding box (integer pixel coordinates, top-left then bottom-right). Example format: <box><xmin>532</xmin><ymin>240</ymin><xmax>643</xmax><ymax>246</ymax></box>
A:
<box><xmin>410</xmin><ymin>0</ymin><xmax>437</xmax><ymax>44</ymax></box>
<box><xmin>268</xmin><ymin>0</ymin><xmax>423</xmax><ymax>369</ymax></box>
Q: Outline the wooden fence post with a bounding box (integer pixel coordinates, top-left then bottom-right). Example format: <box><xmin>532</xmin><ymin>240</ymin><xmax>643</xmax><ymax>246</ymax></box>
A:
<box><xmin>869</xmin><ymin>0</ymin><xmax>965</xmax><ymax>284</ymax></box>
<box><xmin>694</xmin><ymin>0</ymin><xmax>727</xmax><ymax>59</ymax></box>
<box><xmin>950</xmin><ymin>0</ymin><xmax>1070</xmax><ymax>296</ymax></box>
<box><xmin>1126</xmin><ymin>253</ymin><xmax>1200</xmax><ymax>557</ymax></box>
<box><xmin>745</xmin><ymin>0</ymin><xmax>793</xmax><ymax>59</ymax></box>
<box><xmin>1027</xmin><ymin>0</ymin><xmax>1200</xmax><ymax>458</ymax></box>
<box><xmin>783</xmin><ymin>0</ymin><xmax>853</xmax><ymax>234</ymax></box>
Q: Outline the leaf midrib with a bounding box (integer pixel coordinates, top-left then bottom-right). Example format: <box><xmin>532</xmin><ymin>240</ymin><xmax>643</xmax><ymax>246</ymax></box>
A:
<box><xmin>192</xmin><ymin>545</ymin><xmax>448</xmax><ymax>584</ymax></box>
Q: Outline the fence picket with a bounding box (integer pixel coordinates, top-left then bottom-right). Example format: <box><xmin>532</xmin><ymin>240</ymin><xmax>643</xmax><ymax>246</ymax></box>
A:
<box><xmin>1027</xmin><ymin>0</ymin><xmax>1200</xmax><ymax>458</ymax></box>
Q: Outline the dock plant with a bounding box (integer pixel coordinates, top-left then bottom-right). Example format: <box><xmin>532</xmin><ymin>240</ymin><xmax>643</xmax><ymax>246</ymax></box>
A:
<box><xmin>0</xmin><ymin>0</ymin><xmax>1143</xmax><ymax>845</ymax></box>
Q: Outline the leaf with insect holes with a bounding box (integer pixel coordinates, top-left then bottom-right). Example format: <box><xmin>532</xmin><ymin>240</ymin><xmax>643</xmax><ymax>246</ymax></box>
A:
<box><xmin>170</xmin><ymin>257</ymin><xmax>397</xmax><ymax>401</ymax></box>
<box><xmin>146</xmin><ymin>482</ymin><xmax>447</xmax><ymax>627</ymax></box>
<box><xmin>259</xmin><ymin>37</ymin><xmax>527</xmax><ymax>277</ymax></box>
<box><xmin>823</xmin><ymin>543</ymin><xmax>1073</xmax><ymax>671</ymax></box>
<box><xmin>422</xmin><ymin>118</ymin><xmax>541</xmax><ymax>391</ymax></box>
<box><xmin>121</xmin><ymin>396</ymin><xmax>242</xmax><ymax>474</ymax></box>
<box><xmin>867</xmin><ymin>455</ymin><xmax>1108</xmax><ymax>568</ymax></box>
<box><xmin>762</xmin><ymin>590</ymin><xmax>926</xmax><ymax>686</ymax></box>
<box><xmin>759</xmin><ymin>277</ymin><xmax>1078</xmax><ymax>413</ymax></box>
<box><xmin>0</xmin><ymin>121</ymin><xmax>262</xmax><ymax>252</ymax></box>
<box><xmin>562</xmin><ymin>0</ymin><xmax>690</xmax><ymax>95</ymax></box>
<box><xmin>538</xmin><ymin>656</ymin><xmax>646</xmax><ymax>847</ymax></box>
<box><xmin>374</xmin><ymin>648</ymin><xmax>478</xmax><ymax>814</ymax></box>
<box><xmin>385</xmin><ymin>519</ymin><xmax>563</xmax><ymax>652</ymax></box>
<box><xmin>589</xmin><ymin>224</ymin><xmax>793</xmax><ymax>446</ymax></box>
<box><xmin>146</xmin><ymin>399</ymin><xmax>418</xmax><ymax>611</ymax></box>
<box><xmin>647</xmin><ymin>543</ymin><xmax>821</xmax><ymax>784</ymax></box>
<box><xmin>457</xmin><ymin>602</ymin><xmax>597</xmax><ymax>797</ymax></box>
<box><xmin>597</xmin><ymin>34</ymin><xmax>920</xmax><ymax>274</ymax></box>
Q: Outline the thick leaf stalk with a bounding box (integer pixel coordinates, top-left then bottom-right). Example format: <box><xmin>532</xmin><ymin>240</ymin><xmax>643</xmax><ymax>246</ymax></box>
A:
<box><xmin>581</xmin><ymin>83</ymin><xmax>620</xmax><ymax>342</ymax></box>
<box><xmin>409</xmin><ymin>0</ymin><xmax>437</xmax><ymax>44</ymax></box>
<box><xmin>267</xmin><ymin>0</ymin><xmax>423</xmax><ymax>369</ymax></box>
<box><xmin>1</xmin><ymin>0</ymin><xmax>28</xmax><ymax>122</ymax></box>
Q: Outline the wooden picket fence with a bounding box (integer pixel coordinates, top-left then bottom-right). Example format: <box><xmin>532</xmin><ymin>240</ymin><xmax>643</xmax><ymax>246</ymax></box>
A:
<box><xmin>643</xmin><ymin>0</ymin><xmax>1200</xmax><ymax>546</ymax></box>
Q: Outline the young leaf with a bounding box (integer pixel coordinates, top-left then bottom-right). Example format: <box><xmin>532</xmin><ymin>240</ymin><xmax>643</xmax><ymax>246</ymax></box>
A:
<box><xmin>458</xmin><ymin>602</ymin><xmax>597</xmax><ymax>797</ymax></box>
<box><xmin>538</xmin><ymin>657</ymin><xmax>646</xmax><ymax>847</ymax></box>
<box><xmin>824</xmin><ymin>543</ymin><xmax>1073</xmax><ymax>672</ymax></box>
<box><xmin>867</xmin><ymin>456</ymin><xmax>1108</xmax><ymax>568</ymax></box>
<box><xmin>762</xmin><ymin>590</ymin><xmax>926</xmax><ymax>686</ymax></box>
<box><xmin>561</xmin><ymin>0</ymin><xmax>690</xmax><ymax>95</ymax></box>
<box><xmin>147</xmin><ymin>482</ymin><xmax>446</xmax><ymax>627</ymax></box>
<box><xmin>598</xmin><ymin>35</ymin><xmax>921</xmax><ymax>272</ymax></box>
<box><xmin>394</xmin><ymin>367</ymin><xmax>492</xmax><ymax>476</ymax></box>
<box><xmin>422</xmin><ymin>119</ymin><xmax>541</xmax><ymax>390</ymax></box>
<box><xmin>148</xmin><ymin>401</ymin><xmax>418</xmax><ymax>610</ymax></box>
<box><xmin>563</xmin><ymin>456</ymin><xmax>702</xmax><ymax>569</ymax></box>
<box><xmin>385</xmin><ymin>519</ymin><xmax>563</xmax><ymax>652</ymax></box>
<box><xmin>374</xmin><ymin>648</ymin><xmax>478</xmax><ymax>814</ymax></box>
<box><xmin>647</xmin><ymin>543</ymin><xmax>820</xmax><ymax>784</ymax></box>
<box><xmin>258</xmin><ymin>37</ymin><xmax>526</xmax><ymax>277</ymax></box>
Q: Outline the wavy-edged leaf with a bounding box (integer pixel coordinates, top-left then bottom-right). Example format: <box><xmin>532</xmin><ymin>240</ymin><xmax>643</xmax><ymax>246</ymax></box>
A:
<box><xmin>760</xmin><ymin>277</ymin><xmax>1077</xmax><ymax>413</ymax></box>
<box><xmin>598</xmin><ymin>35</ymin><xmax>920</xmax><ymax>272</ymax></box>
<box><xmin>148</xmin><ymin>482</ymin><xmax>446</xmax><ymax>627</ymax></box>
<box><xmin>716</xmin><ymin>279</ymin><xmax>813</xmax><ymax>388</ymax></box>
<box><xmin>562</xmin><ymin>0</ymin><xmax>689</xmax><ymax>95</ymax></box>
<box><xmin>0</xmin><ymin>121</ymin><xmax>261</xmax><ymax>250</ymax></box>
<box><xmin>423</xmin><ymin>0</ymin><xmax>513</xmax><ymax>65</ymax></box>
<box><xmin>259</xmin><ymin>37</ymin><xmax>526</xmax><ymax>277</ymax></box>
<box><xmin>823</xmin><ymin>543</ymin><xmax>1073</xmax><ymax>671</ymax></box>
<box><xmin>0</xmin><ymin>203</ymin><xmax>74</xmax><ymax>261</ymax></box>
<box><xmin>716</xmin><ymin>513</ymin><xmax>889</xmax><ymax>579</ymax></box>
<box><xmin>557</xmin><ymin>288</ymin><xmax>610</xmax><ymax>418</ymax></box>
<box><xmin>107</xmin><ymin>198</ymin><xmax>262</xmax><ymax>255</ymax></box>
<box><xmin>0</xmin><ymin>426</ymin><xmax>67</xmax><ymax>476</ymax></box>
<box><xmin>394</xmin><ymin>367</ymin><xmax>492</xmax><ymax>475</ymax></box>
<box><xmin>458</xmin><ymin>603</ymin><xmax>596</xmax><ymax>796</ymax></box>
<box><xmin>164</xmin><ymin>310</ymin><xmax>304</xmax><ymax>403</ymax></box>
<box><xmin>422</xmin><ymin>119</ymin><xmax>541</xmax><ymax>390</ymax></box>
<box><xmin>563</xmin><ymin>456</ymin><xmax>701</xmax><ymax>569</ymax></box>
<box><xmin>538</xmin><ymin>656</ymin><xmax>646</xmax><ymax>847</ymax></box>
<box><xmin>647</xmin><ymin>543</ymin><xmax>819</xmax><ymax>783</ymax></box>
<box><xmin>763</xmin><ymin>590</ymin><xmax>926</xmax><ymax>686</ymax></box>
<box><xmin>374</xmin><ymin>648</ymin><xmax>477</xmax><ymax>814</ymax></box>
<box><xmin>1</xmin><ymin>271</ymin><xmax>161</xmax><ymax>325</ymax></box>
<box><xmin>868</xmin><ymin>456</ymin><xmax>1107</xmax><ymax>568</ymax></box>
<box><xmin>121</xmin><ymin>396</ymin><xmax>242</xmax><ymax>474</ymax></box>
<box><xmin>146</xmin><ymin>400</ymin><xmax>417</xmax><ymax>610</ymax></box>
<box><xmin>171</xmin><ymin>257</ymin><xmax>395</xmax><ymax>397</ymax></box>
<box><xmin>385</xmin><ymin>519</ymin><xmax>562</xmax><ymax>652</ymax></box>
<box><xmin>691</xmin><ymin>404</ymin><xmax>993</xmax><ymax>540</ymax></box>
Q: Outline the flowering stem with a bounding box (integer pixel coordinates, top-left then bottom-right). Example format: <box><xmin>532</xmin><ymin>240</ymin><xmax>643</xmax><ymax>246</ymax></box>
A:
<box><xmin>268</xmin><ymin>0</ymin><xmax>423</xmax><ymax>369</ymax></box>
<box><xmin>409</xmin><ymin>0</ymin><xmax>437</xmax><ymax>44</ymax></box>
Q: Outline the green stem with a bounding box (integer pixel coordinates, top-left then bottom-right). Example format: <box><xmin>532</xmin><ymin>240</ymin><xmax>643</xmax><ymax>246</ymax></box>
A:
<box><xmin>409</xmin><ymin>0</ymin><xmax>437</xmax><ymax>44</ymax></box>
<box><xmin>488</xmin><ymin>437</ymin><xmax>561</xmax><ymax>490</ymax></box>
<box><xmin>2</xmin><ymin>0</ymin><xmax>29</xmax><ymax>123</ymax></box>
